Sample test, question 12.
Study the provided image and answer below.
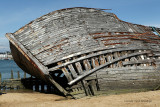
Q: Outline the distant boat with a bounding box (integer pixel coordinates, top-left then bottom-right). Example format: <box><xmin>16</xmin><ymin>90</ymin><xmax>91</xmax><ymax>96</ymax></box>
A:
<box><xmin>6</xmin><ymin>7</ymin><xmax>160</xmax><ymax>98</ymax></box>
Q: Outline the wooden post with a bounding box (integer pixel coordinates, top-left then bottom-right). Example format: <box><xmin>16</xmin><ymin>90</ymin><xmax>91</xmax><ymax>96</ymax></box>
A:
<box><xmin>41</xmin><ymin>83</ymin><xmax>44</xmax><ymax>92</ymax></box>
<box><xmin>17</xmin><ymin>71</ymin><xmax>20</xmax><ymax>79</ymax></box>
<box><xmin>47</xmin><ymin>85</ymin><xmax>51</xmax><ymax>93</ymax></box>
<box><xmin>11</xmin><ymin>70</ymin><xmax>14</xmax><ymax>79</ymax></box>
<box><xmin>0</xmin><ymin>72</ymin><xmax>1</xmax><ymax>86</ymax></box>
<box><xmin>24</xmin><ymin>72</ymin><xmax>26</xmax><ymax>78</ymax></box>
<box><xmin>28</xmin><ymin>76</ymin><xmax>33</xmax><ymax>89</ymax></box>
<box><xmin>35</xmin><ymin>79</ymin><xmax>39</xmax><ymax>91</ymax></box>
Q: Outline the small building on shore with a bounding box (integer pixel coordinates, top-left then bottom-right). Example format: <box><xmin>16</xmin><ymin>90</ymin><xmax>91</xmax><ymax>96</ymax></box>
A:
<box><xmin>0</xmin><ymin>52</ymin><xmax>13</xmax><ymax>60</ymax></box>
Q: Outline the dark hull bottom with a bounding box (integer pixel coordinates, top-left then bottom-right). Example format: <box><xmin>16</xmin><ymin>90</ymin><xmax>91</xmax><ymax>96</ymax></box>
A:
<box><xmin>10</xmin><ymin>42</ymin><xmax>49</xmax><ymax>83</ymax></box>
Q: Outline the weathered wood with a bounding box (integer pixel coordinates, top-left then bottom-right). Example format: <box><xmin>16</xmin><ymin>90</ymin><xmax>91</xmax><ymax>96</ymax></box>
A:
<box><xmin>104</xmin><ymin>66</ymin><xmax>159</xmax><ymax>72</ymax></box>
<box><xmin>88</xmin><ymin>80</ymin><xmax>97</xmax><ymax>95</ymax></box>
<box><xmin>6</xmin><ymin>33</ymin><xmax>48</xmax><ymax>74</ymax></box>
<box><xmin>106</xmin><ymin>53</ymin><xmax>114</xmax><ymax>68</ymax></box>
<box><xmin>48</xmin><ymin>75</ymin><xmax>69</xmax><ymax>96</ymax></box>
<box><xmin>24</xmin><ymin>72</ymin><xmax>26</xmax><ymax>78</ymax></box>
<box><xmin>122</xmin><ymin>59</ymin><xmax>159</xmax><ymax>65</ymax></box>
<box><xmin>91</xmin><ymin>58</ymin><xmax>100</xmax><ymax>91</ymax></box>
<box><xmin>48</xmin><ymin>47</ymin><xmax>149</xmax><ymax>72</ymax></box>
<box><xmin>75</xmin><ymin>62</ymin><xmax>90</xmax><ymax>96</ymax></box>
<box><xmin>18</xmin><ymin>71</ymin><xmax>20</xmax><ymax>79</ymax></box>
<box><xmin>83</xmin><ymin>59</ymin><xmax>92</xmax><ymax>71</ymax></box>
<box><xmin>11</xmin><ymin>70</ymin><xmax>14</xmax><ymax>79</ymax></box>
<box><xmin>0</xmin><ymin>73</ymin><xmax>1</xmax><ymax>86</ymax></box>
<box><xmin>113</xmin><ymin>52</ymin><xmax>122</xmax><ymax>67</ymax></box>
<box><xmin>83</xmin><ymin>55</ymin><xmax>97</xmax><ymax>95</ymax></box>
<box><xmin>75</xmin><ymin>62</ymin><xmax>84</xmax><ymax>74</ymax></box>
<box><xmin>99</xmin><ymin>55</ymin><xmax>106</xmax><ymax>65</ymax></box>
<box><xmin>5</xmin><ymin>7</ymin><xmax>160</xmax><ymax>98</ymax></box>
<box><xmin>57</xmin><ymin>62</ymin><xmax>72</xmax><ymax>82</ymax></box>
<box><xmin>68</xmin><ymin>64</ymin><xmax>78</xmax><ymax>78</ymax></box>
<box><xmin>68</xmin><ymin>50</ymin><xmax>151</xmax><ymax>85</ymax></box>
<box><xmin>43</xmin><ymin>44</ymin><xmax>148</xmax><ymax>65</ymax></box>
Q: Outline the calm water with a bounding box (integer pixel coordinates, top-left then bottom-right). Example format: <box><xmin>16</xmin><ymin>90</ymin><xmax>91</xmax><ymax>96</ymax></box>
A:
<box><xmin>0</xmin><ymin>60</ymin><xmax>30</xmax><ymax>81</ymax></box>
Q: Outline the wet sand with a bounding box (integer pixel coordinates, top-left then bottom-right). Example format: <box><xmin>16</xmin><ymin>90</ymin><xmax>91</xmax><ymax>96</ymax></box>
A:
<box><xmin>0</xmin><ymin>90</ymin><xmax>160</xmax><ymax>107</ymax></box>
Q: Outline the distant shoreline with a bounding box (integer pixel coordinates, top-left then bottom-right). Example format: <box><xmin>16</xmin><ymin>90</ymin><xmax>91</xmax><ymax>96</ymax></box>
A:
<box><xmin>0</xmin><ymin>59</ymin><xmax>13</xmax><ymax>60</ymax></box>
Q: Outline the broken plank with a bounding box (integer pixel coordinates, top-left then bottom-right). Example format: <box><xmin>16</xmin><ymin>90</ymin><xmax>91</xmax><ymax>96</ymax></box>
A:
<box><xmin>68</xmin><ymin>50</ymin><xmax>151</xmax><ymax>85</ymax></box>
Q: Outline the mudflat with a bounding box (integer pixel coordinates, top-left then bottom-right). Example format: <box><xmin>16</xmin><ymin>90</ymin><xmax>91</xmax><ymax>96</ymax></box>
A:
<box><xmin>0</xmin><ymin>90</ymin><xmax>160</xmax><ymax>107</ymax></box>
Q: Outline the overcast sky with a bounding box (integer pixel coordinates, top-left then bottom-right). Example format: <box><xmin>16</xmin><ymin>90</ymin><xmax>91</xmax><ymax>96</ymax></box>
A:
<box><xmin>0</xmin><ymin>0</ymin><xmax>160</xmax><ymax>52</ymax></box>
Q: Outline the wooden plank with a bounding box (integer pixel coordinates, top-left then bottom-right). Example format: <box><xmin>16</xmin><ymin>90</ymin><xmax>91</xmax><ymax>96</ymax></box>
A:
<box><xmin>137</xmin><ymin>50</ymin><xmax>146</xmax><ymax>66</ymax></box>
<box><xmin>5</xmin><ymin>33</ymin><xmax>48</xmax><ymax>74</ymax></box>
<box><xmin>40</xmin><ymin>39</ymin><xmax>99</xmax><ymax>64</ymax></box>
<box><xmin>68</xmin><ymin>64</ymin><xmax>78</xmax><ymax>78</ymax></box>
<box><xmin>48</xmin><ymin>74</ymin><xmax>69</xmax><ymax>96</ymax></box>
<box><xmin>130</xmin><ymin>55</ymin><xmax>137</xmax><ymax>67</ymax></box>
<box><xmin>11</xmin><ymin>70</ymin><xmax>14</xmax><ymax>79</ymax></box>
<box><xmin>83</xmin><ymin>56</ymin><xmax>98</xmax><ymax>95</ymax></box>
<box><xmin>45</xmin><ymin>45</ymin><xmax>149</xmax><ymax>66</ymax></box>
<box><xmin>94</xmin><ymin>57</ymin><xmax>100</xmax><ymax>67</ymax></box>
<box><xmin>99</xmin><ymin>55</ymin><xmax>106</xmax><ymax>65</ymax></box>
<box><xmin>123</xmin><ymin>59</ymin><xmax>160</xmax><ymax>65</ymax></box>
<box><xmin>103</xmin><ymin>66</ymin><xmax>159</xmax><ymax>71</ymax></box>
<box><xmin>75</xmin><ymin>62</ymin><xmax>90</xmax><ymax>96</ymax></box>
<box><xmin>0</xmin><ymin>73</ymin><xmax>1</xmax><ymax>86</ymax></box>
<box><xmin>75</xmin><ymin>62</ymin><xmax>84</xmax><ymax>74</ymax></box>
<box><xmin>106</xmin><ymin>53</ymin><xmax>114</xmax><ymax>68</ymax></box>
<box><xmin>113</xmin><ymin>52</ymin><xmax>122</xmax><ymax>67</ymax></box>
<box><xmin>83</xmin><ymin>59</ymin><xmax>92</xmax><ymax>71</ymax></box>
<box><xmin>24</xmin><ymin>72</ymin><xmax>26</xmax><ymax>79</ymax></box>
<box><xmin>153</xmin><ymin>53</ymin><xmax>160</xmax><ymax>56</ymax></box>
<box><xmin>65</xmin><ymin>59</ymin><xmax>78</xmax><ymax>79</ymax></box>
<box><xmin>48</xmin><ymin>46</ymin><xmax>150</xmax><ymax>72</ymax></box>
<box><xmin>17</xmin><ymin>71</ymin><xmax>20</xmax><ymax>79</ymax></box>
<box><xmin>68</xmin><ymin>50</ymin><xmax>151</xmax><ymax>85</ymax></box>
<box><xmin>88</xmin><ymin>80</ymin><xmax>97</xmax><ymax>95</ymax></box>
<box><xmin>91</xmin><ymin>58</ymin><xmax>100</xmax><ymax>92</ymax></box>
<box><xmin>57</xmin><ymin>62</ymin><xmax>72</xmax><ymax>82</ymax></box>
<box><xmin>124</xmin><ymin>51</ymin><xmax>132</xmax><ymax>67</ymax></box>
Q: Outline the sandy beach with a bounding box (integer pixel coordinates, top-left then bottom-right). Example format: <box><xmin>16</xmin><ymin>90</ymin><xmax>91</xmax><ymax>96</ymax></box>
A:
<box><xmin>0</xmin><ymin>90</ymin><xmax>160</xmax><ymax>107</ymax></box>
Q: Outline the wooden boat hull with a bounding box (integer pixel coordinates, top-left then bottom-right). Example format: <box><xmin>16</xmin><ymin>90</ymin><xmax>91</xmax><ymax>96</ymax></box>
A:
<box><xmin>6</xmin><ymin>7</ymin><xmax>160</xmax><ymax>98</ymax></box>
<box><xmin>10</xmin><ymin>42</ymin><xmax>48</xmax><ymax>82</ymax></box>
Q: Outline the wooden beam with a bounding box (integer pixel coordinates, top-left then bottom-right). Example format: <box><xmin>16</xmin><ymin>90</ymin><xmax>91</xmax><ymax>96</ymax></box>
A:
<box><xmin>0</xmin><ymin>72</ymin><xmax>1</xmax><ymax>86</ymax></box>
<box><xmin>68</xmin><ymin>64</ymin><xmax>78</xmax><ymax>78</ymax></box>
<box><xmin>5</xmin><ymin>33</ymin><xmax>48</xmax><ymax>74</ymax></box>
<box><xmin>57</xmin><ymin>62</ymin><xmax>73</xmax><ymax>82</ymax></box>
<box><xmin>75</xmin><ymin>61</ymin><xmax>90</xmax><ymax>96</ymax></box>
<box><xmin>44</xmin><ymin>39</ymin><xmax>130</xmax><ymax>65</ymax></box>
<box><xmin>68</xmin><ymin>50</ymin><xmax>151</xmax><ymax>85</ymax></box>
<box><xmin>48</xmin><ymin>46</ymin><xmax>150</xmax><ymax>72</ymax></box>
<box><xmin>17</xmin><ymin>71</ymin><xmax>20</xmax><ymax>79</ymax></box>
<box><xmin>123</xmin><ymin>59</ymin><xmax>160</xmax><ymax>65</ymax></box>
<box><xmin>48</xmin><ymin>74</ymin><xmax>69</xmax><ymax>96</ymax></box>
<box><xmin>11</xmin><ymin>70</ymin><xmax>14</xmax><ymax>79</ymax></box>
<box><xmin>5</xmin><ymin>33</ymin><xmax>70</xmax><ymax>97</ymax></box>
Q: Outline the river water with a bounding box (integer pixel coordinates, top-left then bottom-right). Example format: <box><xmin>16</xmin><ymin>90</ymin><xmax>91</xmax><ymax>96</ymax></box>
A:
<box><xmin>0</xmin><ymin>60</ymin><xmax>30</xmax><ymax>81</ymax></box>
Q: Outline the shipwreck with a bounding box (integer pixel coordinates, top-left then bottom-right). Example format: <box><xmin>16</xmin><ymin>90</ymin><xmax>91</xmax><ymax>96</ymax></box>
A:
<box><xmin>6</xmin><ymin>7</ymin><xmax>160</xmax><ymax>98</ymax></box>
